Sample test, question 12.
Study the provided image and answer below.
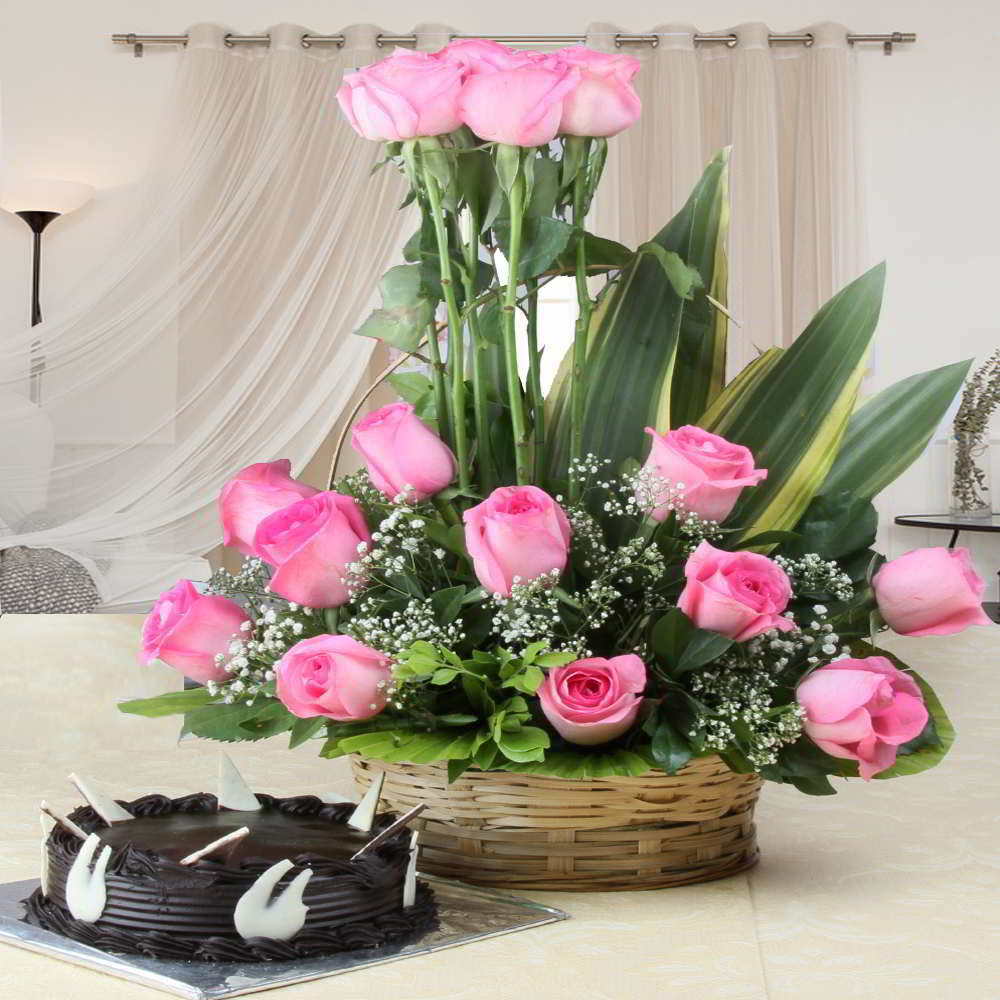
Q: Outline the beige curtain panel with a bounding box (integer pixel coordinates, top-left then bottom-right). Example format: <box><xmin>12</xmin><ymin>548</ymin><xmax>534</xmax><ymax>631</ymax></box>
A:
<box><xmin>0</xmin><ymin>23</ymin><xmax>423</xmax><ymax>607</ymax></box>
<box><xmin>588</xmin><ymin>21</ymin><xmax>867</xmax><ymax>375</ymax></box>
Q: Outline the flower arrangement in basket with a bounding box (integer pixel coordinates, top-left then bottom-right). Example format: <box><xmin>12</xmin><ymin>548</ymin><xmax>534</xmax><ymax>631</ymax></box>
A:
<box><xmin>123</xmin><ymin>41</ymin><xmax>993</xmax><ymax>889</ymax></box>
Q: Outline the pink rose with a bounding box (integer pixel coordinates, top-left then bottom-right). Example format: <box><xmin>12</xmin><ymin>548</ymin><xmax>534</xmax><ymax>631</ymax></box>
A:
<box><xmin>254</xmin><ymin>492</ymin><xmax>371</xmax><ymax>608</ymax></box>
<box><xmin>351</xmin><ymin>402</ymin><xmax>456</xmax><ymax>502</ymax></box>
<box><xmin>642</xmin><ymin>426</ymin><xmax>767</xmax><ymax>524</ymax></box>
<box><xmin>218</xmin><ymin>460</ymin><xmax>317</xmax><ymax>557</ymax></box>
<box><xmin>797</xmin><ymin>656</ymin><xmax>929</xmax><ymax>780</ymax></box>
<box><xmin>139</xmin><ymin>580</ymin><xmax>249</xmax><ymax>684</ymax></box>
<box><xmin>538</xmin><ymin>655</ymin><xmax>646</xmax><ymax>745</ymax></box>
<box><xmin>440</xmin><ymin>38</ymin><xmax>523</xmax><ymax>76</ymax></box>
<box><xmin>678</xmin><ymin>541</ymin><xmax>794</xmax><ymax>641</ymax></box>
<box><xmin>872</xmin><ymin>547</ymin><xmax>992</xmax><ymax>637</ymax></box>
<box><xmin>336</xmin><ymin>49</ymin><xmax>465</xmax><ymax>142</ymax></box>
<box><xmin>276</xmin><ymin>634</ymin><xmax>391</xmax><ymax>722</ymax></box>
<box><xmin>463</xmin><ymin>485</ymin><xmax>572</xmax><ymax>597</ymax></box>
<box><xmin>458</xmin><ymin>54</ymin><xmax>581</xmax><ymax>146</ymax></box>
<box><xmin>553</xmin><ymin>47</ymin><xmax>642</xmax><ymax>137</ymax></box>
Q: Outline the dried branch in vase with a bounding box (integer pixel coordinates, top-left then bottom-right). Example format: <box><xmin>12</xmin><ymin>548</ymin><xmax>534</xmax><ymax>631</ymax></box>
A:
<box><xmin>951</xmin><ymin>348</ymin><xmax>999</xmax><ymax>515</ymax></box>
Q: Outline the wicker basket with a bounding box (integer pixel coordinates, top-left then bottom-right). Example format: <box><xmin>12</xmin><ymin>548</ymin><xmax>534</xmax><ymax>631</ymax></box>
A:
<box><xmin>351</xmin><ymin>755</ymin><xmax>761</xmax><ymax>891</ymax></box>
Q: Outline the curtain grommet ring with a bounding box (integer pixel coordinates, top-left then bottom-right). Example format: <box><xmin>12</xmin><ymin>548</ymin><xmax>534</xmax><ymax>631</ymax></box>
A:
<box><xmin>375</xmin><ymin>33</ymin><xmax>385</xmax><ymax>48</ymax></box>
<box><xmin>223</xmin><ymin>33</ymin><xmax>234</xmax><ymax>49</ymax></box>
<box><xmin>725</xmin><ymin>35</ymin><xmax>738</xmax><ymax>48</ymax></box>
<box><xmin>803</xmin><ymin>32</ymin><xmax>815</xmax><ymax>47</ymax></box>
<box><xmin>300</xmin><ymin>33</ymin><xmax>311</xmax><ymax>49</ymax></box>
<box><xmin>613</xmin><ymin>32</ymin><xmax>622</xmax><ymax>48</ymax></box>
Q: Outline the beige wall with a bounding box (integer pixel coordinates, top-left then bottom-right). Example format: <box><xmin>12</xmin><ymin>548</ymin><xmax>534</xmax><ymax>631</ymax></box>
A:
<box><xmin>2</xmin><ymin>0</ymin><xmax>998</xmax><ymax>590</ymax></box>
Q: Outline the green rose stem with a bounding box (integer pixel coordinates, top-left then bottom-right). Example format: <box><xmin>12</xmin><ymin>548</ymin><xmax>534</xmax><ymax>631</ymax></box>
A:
<box><xmin>502</xmin><ymin>168</ymin><xmax>531</xmax><ymax>485</ymax></box>
<box><xmin>455</xmin><ymin>210</ymin><xmax>497</xmax><ymax>494</ymax></box>
<box><xmin>422</xmin><ymin>313</ymin><xmax>452</xmax><ymax>451</ymax></box>
<box><xmin>525</xmin><ymin>276</ymin><xmax>544</xmax><ymax>484</ymax></box>
<box><xmin>421</xmin><ymin>161</ymin><xmax>471</xmax><ymax>492</ymax></box>
<box><xmin>569</xmin><ymin>137</ymin><xmax>593</xmax><ymax>502</ymax></box>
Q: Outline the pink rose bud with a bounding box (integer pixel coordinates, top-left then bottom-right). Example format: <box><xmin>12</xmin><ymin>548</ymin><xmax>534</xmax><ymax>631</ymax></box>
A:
<box><xmin>678</xmin><ymin>541</ymin><xmax>795</xmax><ymax>641</ymax></box>
<box><xmin>138</xmin><ymin>580</ymin><xmax>250</xmax><ymax>684</ymax></box>
<box><xmin>458</xmin><ymin>53</ymin><xmax>581</xmax><ymax>146</ymax></box>
<box><xmin>872</xmin><ymin>546</ymin><xmax>992</xmax><ymax>636</ymax></box>
<box><xmin>254</xmin><ymin>492</ymin><xmax>371</xmax><ymax>608</ymax></box>
<box><xmin>642</xmin><ymin>425</ymin><xmax>767</xmax><ymax>524</ymax></box>
<box><xmin>218</xmin><ymin>460</ymin><xmax>317</xmax><ymax>558</ymax></box>
<box><xmin>336</xmin><ymin>49</ymin><xmax>465</xmax><ymax>142</ymax></box>
<box><xmin>538</xmin><ymin>655</ymin><xmax>647</xmax><ymax>745</ymax></box>
<box><xmin>553</xmin><ymin>47</ymin><xmax>642</xmax><ymax>137</ymax></box>
<box><xmin>276</xmin><ymin>634</ymin><xmax>392</xmax><ymax>721</ymax></box>
<box><xmin>351</xmin><ymin>402</ymin><xmax>457</xmax><ymax>502</ymax></box>
<box><xmin>463</xmin><ymin>485</ymin><xmax>572</xmax><ymax>597</ymax></box>
<box><xmin>439</xmin><ymin>38</ymin><xmax>523</xmax><ymax>76</ymax></box>
<box><xmin>797</xmin><ymin>656</ymin><xmax>929</xmax><ymax>780</ymax></box>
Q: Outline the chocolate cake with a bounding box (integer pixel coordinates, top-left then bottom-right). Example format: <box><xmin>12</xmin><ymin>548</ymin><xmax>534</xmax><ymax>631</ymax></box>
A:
<box><xmin>22</xmin><ymin>776</ymin><xmax>436</xmax><ymax>962</ymax></box>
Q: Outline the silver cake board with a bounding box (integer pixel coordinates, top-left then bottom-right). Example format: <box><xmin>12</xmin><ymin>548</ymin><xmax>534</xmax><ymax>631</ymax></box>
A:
<box><xmin>0</xmin><ymin>877</ymin><xmax>568</xmax><ymax>999</ymax></box>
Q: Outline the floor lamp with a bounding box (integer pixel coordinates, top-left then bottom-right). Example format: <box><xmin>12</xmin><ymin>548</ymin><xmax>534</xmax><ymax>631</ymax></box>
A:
<box><xmin>1</xmin><ymin>178</ymin><xmax>94</xmax><ymax>404</ymax></box>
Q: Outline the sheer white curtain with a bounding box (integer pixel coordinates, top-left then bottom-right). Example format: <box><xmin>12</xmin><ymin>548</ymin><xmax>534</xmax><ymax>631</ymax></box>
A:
<box><xmin>587</xmin><ymin>22</ymin><xmax>867</xmax><ymax>375</ymax></box>
<box><xmin>0</xmin><ymin>23</ymin><xmax>438</xmax><ymax>607</ymax></box>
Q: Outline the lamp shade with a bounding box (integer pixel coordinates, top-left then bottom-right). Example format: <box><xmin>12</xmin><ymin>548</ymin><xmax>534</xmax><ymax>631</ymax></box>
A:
<box><xmin>0</xmin><ymin>177</ymin><xmax>95</xmax><ymax>216</ymax></box>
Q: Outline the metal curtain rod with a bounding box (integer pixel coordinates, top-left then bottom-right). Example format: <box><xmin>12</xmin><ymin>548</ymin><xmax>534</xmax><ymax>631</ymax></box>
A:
<box><xmin>112</xmin><ymin>31</ymin><xmax>917</xmax><ymax>58</ymax></box>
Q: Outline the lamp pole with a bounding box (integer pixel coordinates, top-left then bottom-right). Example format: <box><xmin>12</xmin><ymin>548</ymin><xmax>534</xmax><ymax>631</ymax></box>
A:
<box><xmin>14</xmin><ymin>210</ymin><xmax>60</xmax><ymax>403</ymax></box>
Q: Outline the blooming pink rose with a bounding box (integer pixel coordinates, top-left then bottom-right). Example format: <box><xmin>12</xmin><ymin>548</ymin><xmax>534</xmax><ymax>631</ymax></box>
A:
<box><xmin>797</xmin><ymin>656</ymin><xmax>929</xmax><ymax>780</ymax></box>
<box><xmin>138</xmin><ymin>580</ymin><xmax>249</xmax><ymax>684</ymax></box>
<box><xmin>678</xmin><ymin>541</ymin><xmax>794</xmax><ymax>641</ymax></box>
<box><xmin>254</xmin><ymin>492</ymin><xmax>371</xmax><ymax>608</ymax></box>
<box><xmin>439</xmin><ymin>38</ymin><xmax>523</xmax><ymax>76</ymax></box>
<box><xmin>642</xmin><ymin>426</ymin><xmax>767</xmax><ymax>524</ymax></box>
<box><xmin>458</xmin><ymin>54</ymin><xmax>580</xmax><ymax>146</ymax></box>
<box><xmin>538</xmin><ymin>655</ymin><xmax>646</xmax><ymax>745</ymax></box>
<box><xmin>872</xmin><ymin>546</ymin><xmax>992</xmax><ymax>637</ymax></box>
<box><xmin>336</xmin><ymin>49</ymin><xmax>465</xmax><ymax>142</ymax></box>
<box><xmin>276</xmin><ymin>634</ymin><xmax>391</xmax><ymax>722</ymax></box>
<box><xmin>351</xmin><ymin>402</ymin><xmax>456</xmax><ymax>502</ymax></box>
<box><xmin>553</xmin><ymin>47</ymin><xmax>642</xmax><ymax>137</ymax></box>
<box><xmin>218</xmin><ymin>460</ymin><xmax>317</xmax><ymax>558</ymax></box>
<box><xmin>463</xmin><ymin>485</ymin><xmax>572</xmax><ymax>597</ymax></box>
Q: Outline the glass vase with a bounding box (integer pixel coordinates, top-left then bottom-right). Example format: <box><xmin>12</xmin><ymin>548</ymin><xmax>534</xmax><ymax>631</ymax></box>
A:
<box><xmin>949</xmin><ymin>434</ymin><xmax>993</xmax><ymax>518</ymax></box>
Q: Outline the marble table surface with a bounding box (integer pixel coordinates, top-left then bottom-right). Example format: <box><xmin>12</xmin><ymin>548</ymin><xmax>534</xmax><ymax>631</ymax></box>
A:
<box><xmin>0</xmin><ymin>613</ymin><xmax>997</xmax><ymax>1000</ymax></box>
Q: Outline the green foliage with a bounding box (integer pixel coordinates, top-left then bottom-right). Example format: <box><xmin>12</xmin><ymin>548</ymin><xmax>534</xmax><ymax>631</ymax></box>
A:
<box><xmin>648</xmin><ymin>608</ymin><xmax>733</xmax><ymax>678</ymax></box>
<box><xmin>545</xmin><ymin>149</ymin><xmax>731</xmax><ymax>478</ymax></box>
<box><xmin>118</xmin><ymin>687</ymin><xmax>214</xmax><ymax>717</ymax></box>
<box><xmin>820</xmin><ymin>359</ymin><xmax>974</xmax><ymax>502</ymax></box>
<box><xmin>704</xmin><ymin>263</ymin><xmax>886</xmax><ymax>541</ymax></box>
<box><xmin>354</xmin><ymin>264</ymin><xmax>434</xmax><ymax>352</ymax></box>
<box><xmin>650</xmin><ymin>718</ymin><xmax>693</xmax><ymax>774</ymax></box>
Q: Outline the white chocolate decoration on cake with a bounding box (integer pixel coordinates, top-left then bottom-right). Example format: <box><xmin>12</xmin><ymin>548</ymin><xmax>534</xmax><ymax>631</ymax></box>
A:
<box><xmin>218</xmin><ymin>754</ymin><xmax>261</xmax><ymax>812</ymax></box>
<box><xmin>39</xmin><ymin>813</ymin><xmax>56</xmax><ymax>897</ymax></box>
<box><xmin>68</xmin><ymin>774</ymin><xmax>134</xmax><ymax>824</ymax></box>
<box><xmin>40</xmin><ymin>800</ymin><xmax>87</xmax><ymax>840</ymax></box>
<box><xmin>403</xmin><ymin>830</ymin><xmax>419</xmax><ymax>908</ymax></box>
<box><xmin>233</xmin><ymin>859</ymin><xmax>313</xmax><ymax>941</ymax></box>
<box><xmin>179</xmin><ymin>825</ymin><xmax>251</xmax><ymax>866</ymax></box>
<box><xmin>65</xmin><ymin>834</ymin><xmax>112</xmax><ymax>922</ymax></box>
<box><xmin>347</xmin><ymin>771</ymin><xmax>385</xmax><ymax>833</ymax></box>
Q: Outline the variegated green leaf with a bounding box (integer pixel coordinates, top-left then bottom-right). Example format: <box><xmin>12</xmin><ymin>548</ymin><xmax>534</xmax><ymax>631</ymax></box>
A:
<box><xmin>704</xmin><ymin>262</ymin><xmax>886</xmax><ymax>540</ymax></box>
<box><xmin>819</xmin><ymin>359</ymin><xmax>973</xmax><ymax>501</ymax></box>
<box><xmin>544</xmin><ymin>150</ymin><xmax>731</xmax><ymax>480</ymax></box>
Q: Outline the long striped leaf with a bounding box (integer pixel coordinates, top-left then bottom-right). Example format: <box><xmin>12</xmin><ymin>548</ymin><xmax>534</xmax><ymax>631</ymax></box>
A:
<box><xmin>704</xmin><ymin>262</ymin><xmax>886</xmax><ymax>539</ymax></box>
<box><xmin>698</xmin><ymin>347</ymin><xmax>783</xmax><ymax>428</ymax></box>
<box><xmin>669</xmin><ymin>148</ymin><xmax>730</xmax><ymax>426</ymax></box>
<box><xmin>819</xmin><ymin>359</ymin><xmax>972</xmax><ymax>501</ymax></box>
<box><xmin>545</xmin><ymin>151</ymin><xmax>731</xmax><ymax>478</ymax></box>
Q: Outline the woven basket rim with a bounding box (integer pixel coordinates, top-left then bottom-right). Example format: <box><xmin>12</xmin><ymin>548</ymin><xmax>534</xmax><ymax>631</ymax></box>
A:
<box><xmin>350</xmin><ymin>752</ymin><xmax>734</xmax><ymax>779</ymax></box>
